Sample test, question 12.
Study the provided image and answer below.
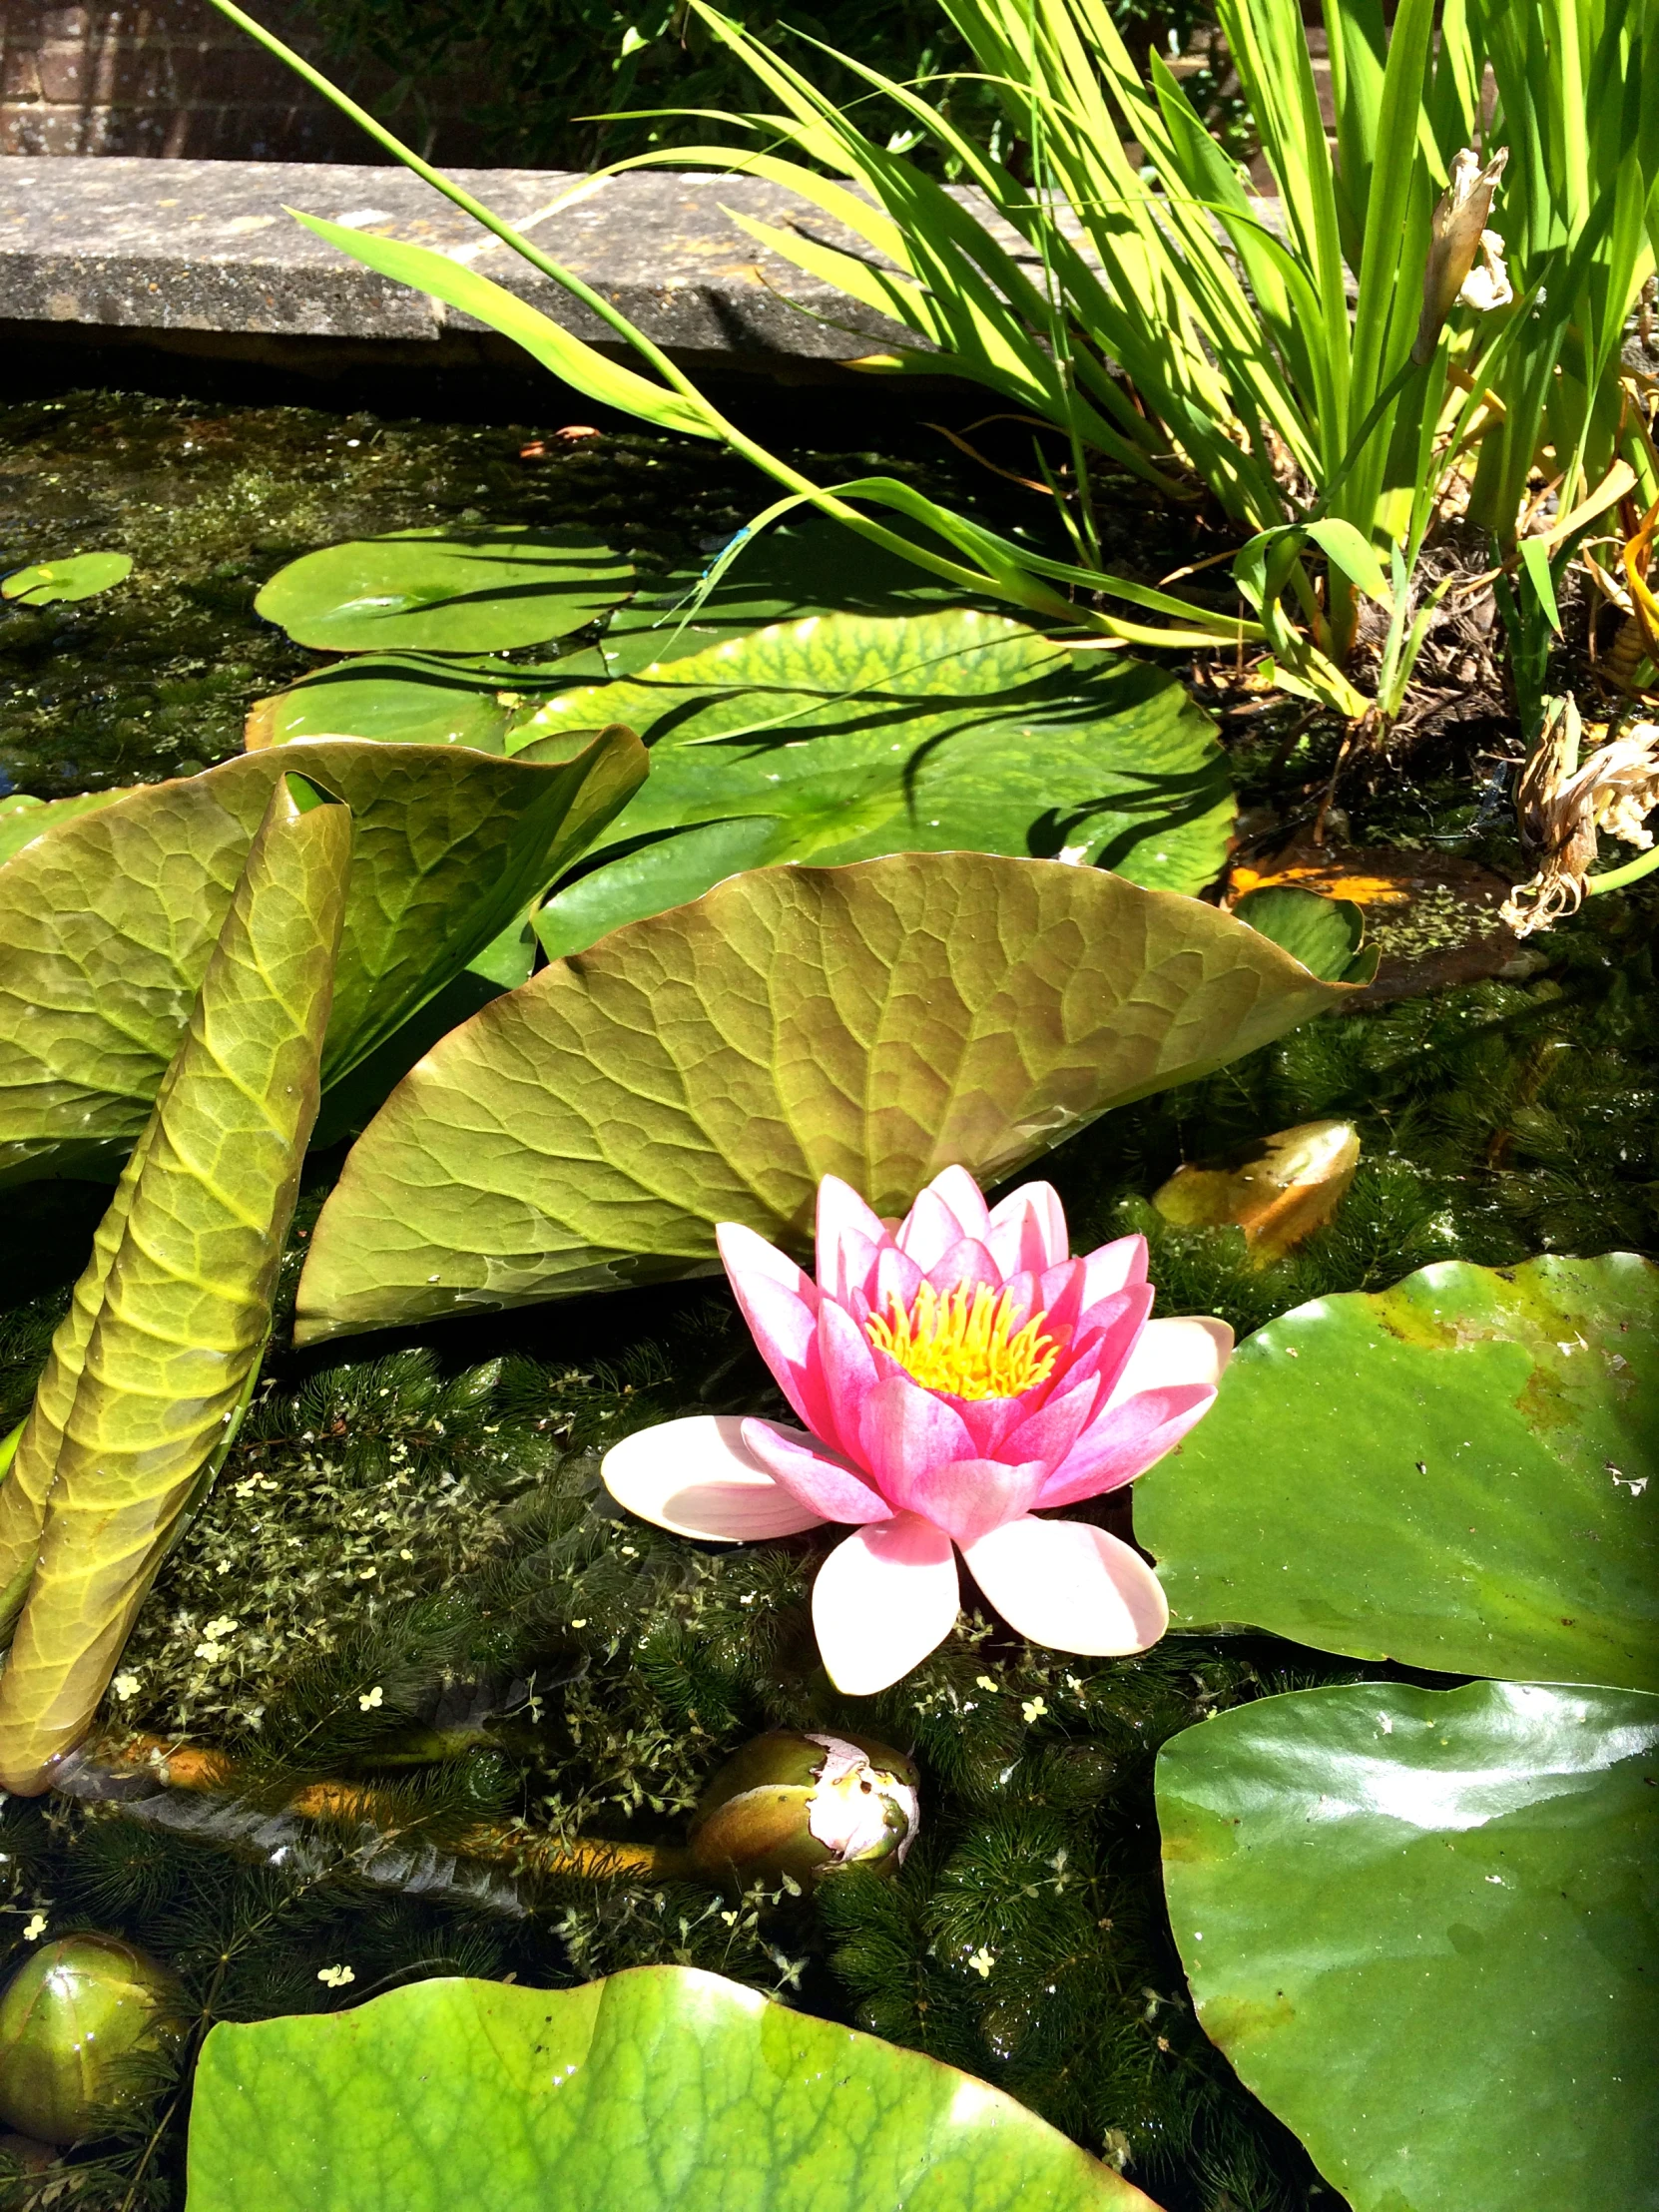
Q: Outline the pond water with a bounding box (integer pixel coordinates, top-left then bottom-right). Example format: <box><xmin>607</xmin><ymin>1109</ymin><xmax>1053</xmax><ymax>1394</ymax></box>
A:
<box><xmin>0</xmin><ymin>384</ymin><xmax>1654</xmax><ymax>2212</ymax></box>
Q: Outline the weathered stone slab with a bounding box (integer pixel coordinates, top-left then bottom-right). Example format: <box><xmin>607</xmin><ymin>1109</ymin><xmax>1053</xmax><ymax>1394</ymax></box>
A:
<box><xmin>0</xmin><ymin>155</ymin><xmax>914</xmax><ymax>362</ymax></box>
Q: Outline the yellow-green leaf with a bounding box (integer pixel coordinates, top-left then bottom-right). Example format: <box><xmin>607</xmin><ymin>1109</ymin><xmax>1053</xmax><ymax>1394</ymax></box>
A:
<box><xmin>0</xmin><ymin>733</ymin><xmax>644</xmax><ymax>1184</ymax></box>
<box><xmin>294</xmin><ymin>851</ymin><xmax>1349</xmax><ymax>1342</ymax></box>
<box><xmin>0</xmin><ymin>776</ymin><xmax>350</xmax><ymax>1793</ymax></box>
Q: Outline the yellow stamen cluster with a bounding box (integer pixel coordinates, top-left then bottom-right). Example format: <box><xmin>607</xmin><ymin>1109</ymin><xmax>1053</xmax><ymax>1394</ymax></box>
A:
<box><xmin>865</xmin><ymin>1282</ymin><xmax>1057</xmax><ymax>1401</ymax></box>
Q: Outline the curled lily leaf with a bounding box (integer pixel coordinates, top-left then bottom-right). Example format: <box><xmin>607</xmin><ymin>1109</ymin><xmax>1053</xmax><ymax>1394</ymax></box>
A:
<box><xmin>0</xmin><ymin>775</ymin><xmax>349</xmax><ymax>1794</ymax></box>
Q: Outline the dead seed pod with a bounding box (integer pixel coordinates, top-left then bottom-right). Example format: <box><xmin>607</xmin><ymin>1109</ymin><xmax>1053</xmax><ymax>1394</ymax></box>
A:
<box><xmin>688</xmin><ymin>1729</ymin><xmax>920</xmax><ymax>1889</ymax></box>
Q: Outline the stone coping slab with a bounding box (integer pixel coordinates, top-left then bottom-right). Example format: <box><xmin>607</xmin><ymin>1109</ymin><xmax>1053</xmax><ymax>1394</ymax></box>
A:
<box><xmin>0</xmin><ymin>155</ymin><xmax>919</xmax><ymax>364</ymax></box>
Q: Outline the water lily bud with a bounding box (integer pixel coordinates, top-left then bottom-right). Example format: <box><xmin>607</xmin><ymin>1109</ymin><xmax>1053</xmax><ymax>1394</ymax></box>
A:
<box><xmin>0</xmin><ymin>1936</ymin><xmax>188</xmax><ymax>2145</ymax></box>
<box><xmin>1413</xmin><ymin>145</ymin><xmax>1509</xmax><ymax>362</ymax></box>
<box><xmin>689</xmin><ymin>1729</ymin><xmax>919</xmax><ymax>1888</ymax></box>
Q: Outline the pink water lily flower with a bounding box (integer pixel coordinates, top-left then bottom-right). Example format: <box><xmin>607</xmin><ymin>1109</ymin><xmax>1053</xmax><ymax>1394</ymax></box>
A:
<box><xmin>603</xmin><ymin>1167</ymin><xmax>1231</xmax><ymax>1696</ymax></box>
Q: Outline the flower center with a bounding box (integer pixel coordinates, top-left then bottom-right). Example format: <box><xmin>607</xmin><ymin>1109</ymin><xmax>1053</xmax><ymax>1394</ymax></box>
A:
<box><xmin>865</xmin><ymin>1282</ymin><xmax>1057</xmax><ymax>1401</ymax></box>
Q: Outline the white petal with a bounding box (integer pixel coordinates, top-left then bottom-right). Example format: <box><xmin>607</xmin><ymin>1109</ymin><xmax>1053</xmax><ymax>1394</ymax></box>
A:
<box><xmin>1106</xmin><ymin>1315</ymin><xmax>1233</xmax><ymax>1405</ymax></box>
<box><xmin>812</xmin><ymin>1515</ymin><xmax>960</xmax><ymax>1694</ymax></box>
<box><xmin>964</xmin><ymin>1515</ymin><xmax>1169</xmax><ymax>1655</ymax></box>
<box><xmin>602</xmin><ymin>1414</ymin><xmax>827</xmax><ymax>1541</ymax></box>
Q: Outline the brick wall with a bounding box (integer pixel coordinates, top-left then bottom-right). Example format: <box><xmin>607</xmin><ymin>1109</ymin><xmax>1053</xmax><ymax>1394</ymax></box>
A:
<box><xmin>0</xmin><ymin>0</ymin><xmax>474</xmax><ymax>159</ymax></box>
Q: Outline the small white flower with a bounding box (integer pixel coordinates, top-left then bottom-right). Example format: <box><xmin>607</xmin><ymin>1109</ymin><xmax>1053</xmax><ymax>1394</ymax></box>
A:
<box><xmin>1022</xmin><ymin>1696</ymin><xmax>1048</xmax><ymax>1723</ymax></box>
<box><xmin>194</xmin><ymin>1642</ymin><xmax>225</xmax><ymax>1664</ymax></box>
<box><xmin>204</xmin><ymin>1616</ymin><xmax>239</xmax><ymax>1640</ymax></box>
<box><xmin>358</xmin><ymin>1685</ymin><xmax>383</xmax><ymax>1712</ymax></box>
<box><xmin>317</xmin><ymin>1964</ymin><xmax>355</xmax><ymax>1989</ymax></box>
<box><xmin>967</xmin><ymin>1946</ymin><xmax>995</xmax><ymax>1978</ymax></box>
<box><xmin>21</xmin><ymin>1915</ymin><xmax>47</xmax><ymax>1941</ymax></box>
<box><xmin>974</xmin><ymin>1674</ymin><xmax>999</xmax><ymax>1693</ymax></box>
<box><xmin>112</xmin><ymin>1673</ymin><xmax>141</xmax><ymax>1702</ymax></box>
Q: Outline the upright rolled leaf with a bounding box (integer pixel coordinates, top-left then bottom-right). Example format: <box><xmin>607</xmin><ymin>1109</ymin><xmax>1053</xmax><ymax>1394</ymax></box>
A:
<box><xmin>0</xmin><ymin>1114</ymin><xmax>162</xmax><ymax>1639</ymax></box>
<box><xmin>295</xmin><ymin>853</ymin><xmax>1349</xmax><ymax>1342</ymax></box>
<box><xmin>0</xmin><ymin>732</ymin><xmax>645</xmax><ymax>1183</ymax></box>
<box><xmin>0</xmin><ymin>776</ymin><xmax>350</xmax><ymax>1794</ymax></box>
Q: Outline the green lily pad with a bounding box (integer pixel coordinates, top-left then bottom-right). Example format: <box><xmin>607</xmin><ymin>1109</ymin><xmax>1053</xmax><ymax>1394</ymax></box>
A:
<box><xmin>185</xmin><ymin>1964</ymin><xmax>1158</xmax><ymax>2212</ymax></box>
<box><xmin>293</xmin><ymin>850</ymin><xmax>1348</xmax><ymax>1342</ymax></box>
<box><xmin>1232</xmin><ymin>884</ymin><xmax>1377</xmax><ymax>985</ymax></box>
<box><xmin>254</xmin><ymin>528</ymin><xmax>633</xmax><ymax>653</ymax></box>
<box><xmin>2</xmin><ymin>553</ymin><xmax>133</xmax><ymax>606</ymax></box>
<box><xmin>524</xmin><ymin>608</ymin><xmax>1233</xmax><ymax>953</ymax></box>
<box><xmin>1156</xmin><ymin>1680</ymin><xmax>1659</xmax><ymax>2212</ymax></box>
<box><xmin>600</xmin><ymin>514</ymin><xmax>976</xmax><ymax>674</ymax></box>
<box><xmin>0</xmin><ymin>733</ymin><xmax>645</xmax><ymax>1184</ymax></box>
<box><xmin>245</xmin><ymin>655</ymin><xmax>525</xmax><ymax>753</ymax></box>
<box><xmin>1137</xmin><ymin>1254</ymin><xmax>1659</xmax><ymax>1692</ymax></box>
<box><xmin>0</xmin><ymin>791</ymin><xmax>130</xmax><ymax>869</ymax></box>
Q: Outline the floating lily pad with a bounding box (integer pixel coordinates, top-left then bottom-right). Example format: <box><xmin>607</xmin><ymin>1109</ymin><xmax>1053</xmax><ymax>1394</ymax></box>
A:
<box><xmin>185</xmin><ymin>1965</ymin><xmax>1159</xmax><ymax>2212</ymax></box>
<box><xmin>599</xmin><ymin>514</ymin><xmax>976</xmax><ymax>673</ymax></box>
<box><xmin>293</xmin><ymin>850</ymin><xmax>1348</xmax><ymax>1342</ymax></box>
<box><xmin>1232</xmin><ymin>884</ymin><xmax>1376</xmax><ymax>984</ymax></box>
<box><xmin>1137</xmin><ymin>1254</ymin><xmax>1659</xmax><ymax>1691</ymax></box>
<box><xmin>255</xmin><ymin>528</ymin><xmax>633</xmax><ymax>653</ymax></box>
<box><xmin>0</xmin><ymin>791</ymin><xmax>130</xmax><ymax>869</ymax></box>
<box><xmin>1157</xmin><ymin>1680</ymin><xmax>1659</xmax><ymax>2212</ymax></box>
<box><xmin>2</xmin><ymin>553</ymin><xmax>133</xmax><ymax>606</ymax></box>
<box><xmin>525</xmin><ymin>608</ymin><xmax>1233</xmax><ymax>953</ymax></box>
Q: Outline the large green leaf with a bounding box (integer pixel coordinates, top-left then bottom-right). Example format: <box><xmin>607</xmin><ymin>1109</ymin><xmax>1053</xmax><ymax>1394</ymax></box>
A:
<box><xmin>1157</xmin><ymin>1680</ymin><xmax>1659</xmax><ymax>2212</ymax></box>
<box><xmin>0</xmin><ymin>777</ymin><xmax>349</xmax><ymax>1795</ymax></box>
<box><xmin>599</xmin><ymin>514</ymin><xmax>979</xmax><ymax>674</ymax></box>
<box><xmin>0</xmin><ymin>733</ymin><xmax>645</xmax><ymax>1184</ymax></box>
<box><xmin>294</xmin><ymin>851</ymin><xmax>1348</xmax><ymax>1343</ymax></box>
<box><xmin>1137</xmin><ymin>1254</ymin><xmax>1659</xmax><ymax>1692</ymax></box>
<box><xmin>185</xmin><ymin>1964</ymin><xmax>1158</xmax><ymax>2212</ymax></box>
<box><xmin>254</xmin><ymin>528</ymin><xmax>633</xmax><ymax>653</ymax></box>
<box><xmin>526</xmin><ymin>610</ymin><xmax>1233</xmax><ymax>955</ymax></box>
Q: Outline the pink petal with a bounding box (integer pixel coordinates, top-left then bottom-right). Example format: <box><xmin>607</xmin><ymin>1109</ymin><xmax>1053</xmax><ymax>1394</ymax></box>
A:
<box><xmin>814</xmin><ymin>1298</ymin><xmax>881</xmax><ymax>1458</ymax></box>
<box><xmin>962</xmin><ymin>1515</ymin><xmax>1169</xmax><ymax>1655</ymax></box>
<box><xmin>1079</xmin><ymin>1233</ymin><xmax>1149</xmax><ymax>1307</ymax></box>
<box><xmin>893</xmin><ymin>1185</ymin><xmax>968</xmax><ymax>1270</ymax></box>
<box><xmin>923</xmin><ymin>1237</ymin><xmax>1001</xmax><ymax>1297</ymax></box>
<box><xmin>998</xmin><ymin>1370</ymin><xmax>1104</xmax><ymax>1472</ymax></box>
<box><xmin>986</xmin><ymin>1181</ymin><xmax>1069</xmax><ymax>1275</ymax></box>
<box><xmin>856</xmin><ymin>1374</ymin><xmax>976</xmax><ymax>1505</ymax></box>
<box><xmin>603</xmin><ymin>1415</ymin><xmax>828</xmax><ymax>1541</ymax></box>
<box><xmin>895</xmin><ymin>1454</ymin><xmax>1049</xmax><ymax>1546</ymax></box>
<box><xmin>1035</xmin><ymin>1382</ymin><xmax>1220</xmax><ymax>1508</ymax></box>
<box><xmin>873</xmin><ymin>1243</ymin><xmax>924</xmax><ymax>1316</ymax></box>
<box><xmin>1066</xmin><ymin>1282</ymin><xmax>1155</xmax><ymax>1395</ymax></box>
<box><xmin>813</xmin><ymin>1515</ymin><xmax>960</xmax><ymax>1693</ymax></box>
<box><xmin>816</xmin><ymin>1176</ymin><xmax>889</xmax><ymax>1300</ymax></box>
<box><xmin>924</xmin><ymin>1164</ymin><xmax>993</xmax><ymax>1242</ymax></box>
<box><xmin>1106</xmin><ymin>1314</ymin><xmax>1233</xmax><ymax>1401</ymax></box>
<box><xmin>741</xmin><ymin>1417</ymin><xmax>890</xmax><ymax>1524</ymax></box>
<box><xmin>717</xmin><ymin>1221</ymin><xmax>833</xmax><ymax>1437</ymax></box>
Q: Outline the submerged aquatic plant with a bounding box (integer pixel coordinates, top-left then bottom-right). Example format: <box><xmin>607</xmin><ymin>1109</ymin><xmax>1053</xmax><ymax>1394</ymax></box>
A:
<box><xmin>604</xmin><ymin>1167</ymin><xmax>1229</xmax><ymax>1693</ymax></box>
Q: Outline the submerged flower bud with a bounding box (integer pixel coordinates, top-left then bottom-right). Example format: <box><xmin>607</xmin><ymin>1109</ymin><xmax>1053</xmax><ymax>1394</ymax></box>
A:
<box><xmin>1413</xmin><ymin>146</ymin><xmax>1510</xmax><ymax>363</ymax></box>
<box><xmin>689</xmin><ymin>1728</ymin><xmax>920</xmax><ymax>1888</ymax></box>
<box><xmin>0</xmin><ymin>1936</ymin><xmax>188</xmax><ymax>2145</ymax></box>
